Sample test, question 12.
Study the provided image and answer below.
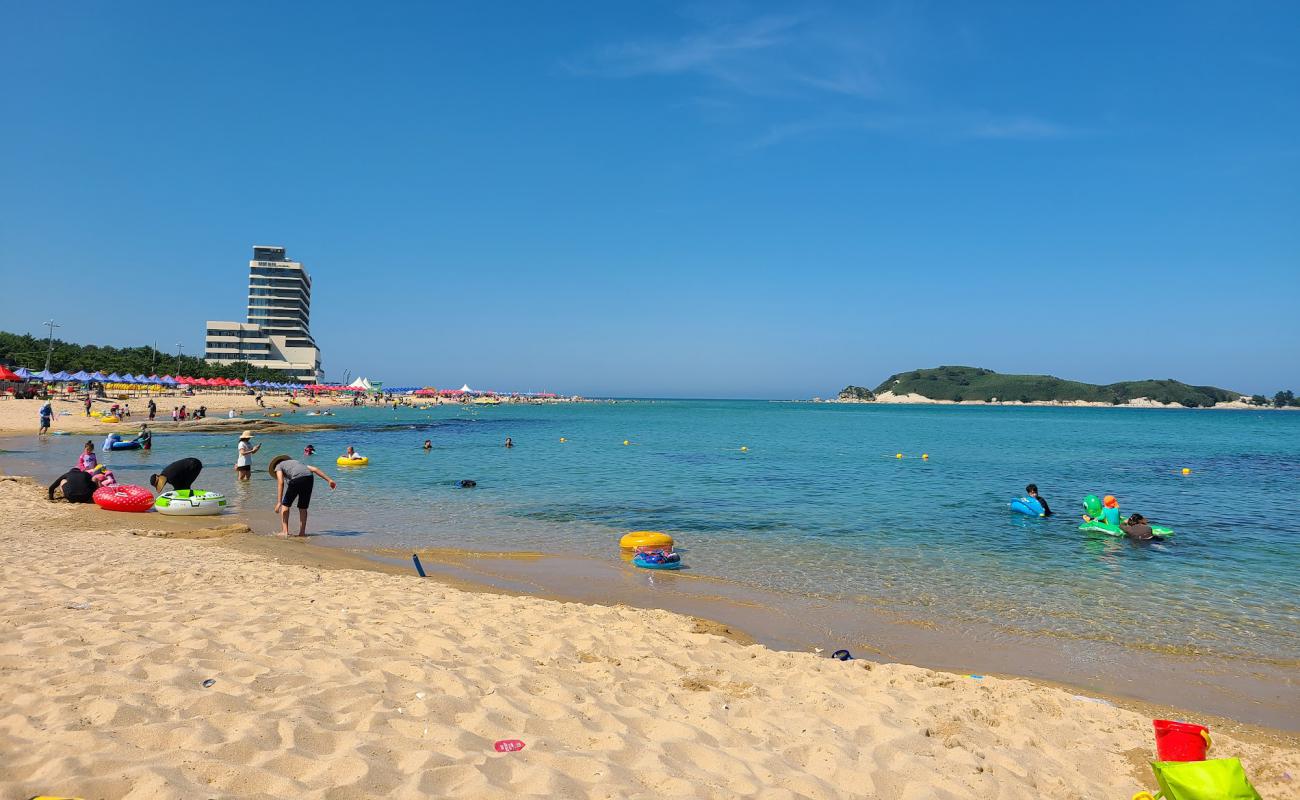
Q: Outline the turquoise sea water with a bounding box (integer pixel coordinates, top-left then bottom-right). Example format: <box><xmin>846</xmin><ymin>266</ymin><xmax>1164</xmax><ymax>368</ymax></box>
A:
<box><xmin>6</xmin><ymin>402</ymin><xmax>1299</xmax><ymax>672</ymax></box>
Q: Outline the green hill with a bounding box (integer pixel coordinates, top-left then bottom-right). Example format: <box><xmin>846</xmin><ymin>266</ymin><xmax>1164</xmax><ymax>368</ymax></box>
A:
<box><xmin>864</xmin><ymin>366</ymin><xmax>1241</xmax><ymax>408</ymax></box>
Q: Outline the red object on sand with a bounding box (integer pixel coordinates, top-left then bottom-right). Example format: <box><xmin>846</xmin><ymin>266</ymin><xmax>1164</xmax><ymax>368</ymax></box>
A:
<box><xmin>493</xmin><ymin>739</ymin><xmax>526</xmax><ymax>753</ymax></box>
<box><xmin>1153</xmin><ymin>719</ymin><xmax>1211</xmax><ymax>762</ymax></box>
<box><xmin>93</xmin><ymin>484</ymin><xmax>155</xmax><ymax>513</ymax></box>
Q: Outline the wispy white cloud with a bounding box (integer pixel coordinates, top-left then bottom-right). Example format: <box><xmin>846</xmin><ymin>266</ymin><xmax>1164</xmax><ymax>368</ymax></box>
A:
<box><xmin>567</xmin><ymin>13</ymin><xmax>888</xmax><ymax>101</ymax></box>
<box><xmin>569</xmin><ymin>8</ymin><xmax>1074</xmax><ymax>147</ymax></box>
<box><xmin>580</xmin><ymin>15</ymin><xmax>799</xmax><ymax>79</ymax></box>
<box><xmin>966</xmin><ymin>115</ymin><xmax>1070</xmax><ymax>140</ymax></box>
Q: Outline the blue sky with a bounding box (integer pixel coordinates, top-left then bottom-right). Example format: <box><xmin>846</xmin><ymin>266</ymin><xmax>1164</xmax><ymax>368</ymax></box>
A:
<box><xmin>1</xmin><ymin>1</ymin><xmax>1297</xmax><ymax>397</ymax></box>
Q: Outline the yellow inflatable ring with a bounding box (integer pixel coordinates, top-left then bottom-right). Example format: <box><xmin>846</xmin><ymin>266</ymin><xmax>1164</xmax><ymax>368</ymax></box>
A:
<box><xmin>620</xmin><ymin>531</ymin><xmax>673</xmax><ymax>550</ymax></box>
<box><xmin>100</xmin><ymin>416</ymin><xmax>120</xmax><ymax>423</ymax></box>
<box><xmin>336</xmin><ymin>456</ymin><xmax>369</xmax><ymax>466</ymax></box>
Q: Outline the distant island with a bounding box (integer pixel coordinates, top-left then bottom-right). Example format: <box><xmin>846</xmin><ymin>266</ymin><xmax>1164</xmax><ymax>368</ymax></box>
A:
<box><xmin>831</xmin><ymin>366</ymin><xmax>1297</xmax><ymax>409</ymax></box>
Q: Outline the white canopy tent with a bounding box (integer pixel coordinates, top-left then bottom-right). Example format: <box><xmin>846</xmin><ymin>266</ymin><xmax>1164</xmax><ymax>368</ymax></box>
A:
<box><xmin>348</xmin><ymin>377</ymin><xmax>373</xmax><ymax>391</ymax></box>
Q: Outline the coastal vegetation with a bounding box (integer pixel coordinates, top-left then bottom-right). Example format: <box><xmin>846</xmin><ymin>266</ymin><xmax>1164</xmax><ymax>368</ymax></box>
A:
<box><xmin>0</xmin><ymin>330</ymin><xmax>291</xmax><ymax>383</ymax></box>
<box><xmin>847</xmin><ymin>366</ymin><xmax>1252</xmax><ymax>407</ymax></box>
<box><xmin>836</xmin><ymin>385</ymin><xmax>875</xmax><ymax>401</ymax></box>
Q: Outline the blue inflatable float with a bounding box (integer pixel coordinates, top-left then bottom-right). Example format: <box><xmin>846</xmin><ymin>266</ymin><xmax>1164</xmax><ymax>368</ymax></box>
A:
<box><xmin>103</xmin><ymin>433</ymin><xmax>143</xmax><ymax>451</ymax></box>
<box><xmin>1009</xmin><ymin>496</ymin><xmax>1046</xmax><ymax>517</ymax></box>
<box><xmin>632</xmin><ymin>551</ymin><xmax>682</xmax><ymax>570</ymax></box>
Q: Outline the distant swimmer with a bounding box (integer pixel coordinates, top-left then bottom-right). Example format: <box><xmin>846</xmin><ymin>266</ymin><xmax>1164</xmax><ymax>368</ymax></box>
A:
<box><xmin>459</xmin><ymin>479</ymin><xmax>477</xmax><ymax>488</ymax></box>
<box><xmin>1025</xmin><ymin>484</ymin><xmax>1053</xmax><ymax>516</ymax></box>
<box><xmin>304</xmin><ymin>444</ymin><xmax>316</xmax><ymax>457</ymax></box>
<box><xmin>504</xmin><ymin>437</ymin><xmax>514</xmax><ymax>448</ymax></box>
<box><xmin>423</xmin><ymin>439</ymin><xmax>433</xmax><ymax>450</ymax></box>
<box><xmin>343</xmin><ymin>445</ymin><xmax>364</xmax><ymax>460</ymax></box>
<box><xmin>49</xmin><ymin>468</ymin><xmax>95</xmax><ymax>503</ymax></box>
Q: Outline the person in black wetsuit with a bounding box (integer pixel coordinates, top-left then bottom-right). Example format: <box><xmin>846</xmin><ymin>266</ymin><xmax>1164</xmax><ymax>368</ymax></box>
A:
<box><xmin>49</xmin><ymin>468</ymin><xmax>95</xmax><ymax>503</ymax></box>
<box><xmin>1025</xmin><ymin>484</ymin><xmax>1053</xmax><ymax>516</ymax></box>
<box><xmin>150</xmin><ymin>458</ymin><xmax>203</xmax><ymax>493</ymax></box>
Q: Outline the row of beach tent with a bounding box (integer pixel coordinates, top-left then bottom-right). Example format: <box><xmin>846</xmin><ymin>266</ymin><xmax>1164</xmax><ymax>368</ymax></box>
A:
<box><xmin>5</xmin><ymin>368</ymin><xmax>356</xmax><ymax>392</ymax></box>
<box><xmin>1</xmin><ymin>367</ymin><xmax>562</xmax><ymax>398</ymax></box>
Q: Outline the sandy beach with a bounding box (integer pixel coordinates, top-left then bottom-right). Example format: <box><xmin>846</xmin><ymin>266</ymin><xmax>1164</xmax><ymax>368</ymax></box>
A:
<box><xmin>0</xmin><ymin>393</ymin><xmax>347</xmax><ymax>436</ymax></box>
<box><xmin>1</xmin><ymin>476</ymin><xmax>1297</xmax><ymax>799</ymax></box>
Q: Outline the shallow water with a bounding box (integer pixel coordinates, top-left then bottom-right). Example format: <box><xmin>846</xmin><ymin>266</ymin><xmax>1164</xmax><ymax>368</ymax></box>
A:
<box><xmin>8</xmin><ymin>402</ymin><xmax>1299</xmax><ymax>671</ymax></box>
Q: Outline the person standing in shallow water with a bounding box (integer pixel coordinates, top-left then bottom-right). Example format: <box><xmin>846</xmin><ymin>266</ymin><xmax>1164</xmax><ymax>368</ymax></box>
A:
<box><xmin>268</xmin><ymin>454</ymin><xmax>336</xmax><ymax>537</ymax></box>
<box><xmin>235</xmin><ymin>430</ymin><xmax>260</xmax><ymax>481</ymax></box>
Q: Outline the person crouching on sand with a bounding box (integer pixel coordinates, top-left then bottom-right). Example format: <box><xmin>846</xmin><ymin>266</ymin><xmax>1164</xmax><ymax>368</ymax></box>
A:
<box><xmin>49</xmin><ymin>468</ymin><xmax>95</xmax><ymax>503</ymax></box>
<box><xmin>268</xmin><ymin>454</ymin><xmax>336</xmax><ymax>537</ymax></box>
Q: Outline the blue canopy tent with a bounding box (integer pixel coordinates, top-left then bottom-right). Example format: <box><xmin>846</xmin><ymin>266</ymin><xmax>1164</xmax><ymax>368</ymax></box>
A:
<box><xmin>68</xmin><ymin>370</ymin><xmax>90</xmax><ymax>382</ymax></box>
<box><xmin>14</xmin><ymin>367</ymin><xmax>32</xmax><ymax>379</ymax></box>
<box><xmin>105</xmin><ymin>373</ymin><xmax>123</xmax><ymax>382</ymax></box>
<box><xmin>159</xmin><ymin>376</ymin><xmax>178</xmax><ymax>386</ymax></box>
<box><xmin>34</xmin><ymin>369</ymin><xmax>55</xmax><ymax>381</ymax></box>
<box><xmin>121</xmin><ymin>374</ymin><xmax>140</xmax><ymax>384</ymax></box>
<box><xmin>89</xmin><ymin>372</ymin><xmax>108</xmax><ymax>382</ymax></box>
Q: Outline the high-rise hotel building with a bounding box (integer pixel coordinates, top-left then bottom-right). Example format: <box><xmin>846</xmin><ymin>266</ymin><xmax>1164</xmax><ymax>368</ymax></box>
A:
<box><xmin>204</xmin><ymin>246</ymin><xmax>323</xmax><ymax>383</ymax></box>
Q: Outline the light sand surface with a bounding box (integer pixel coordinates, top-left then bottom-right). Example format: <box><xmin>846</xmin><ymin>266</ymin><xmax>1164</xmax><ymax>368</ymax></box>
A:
<box><xmin>1</xmin><ymin>476</ymin><xmax>1297</xmax><ymax>800</ymax></box>
<box><xmin>0</xmin><ymin>393</ymin><xmax>348</xmax><ymax>435</ymax></box>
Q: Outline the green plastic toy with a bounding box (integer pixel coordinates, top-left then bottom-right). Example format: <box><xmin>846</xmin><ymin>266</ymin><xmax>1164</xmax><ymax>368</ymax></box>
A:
<box><xmin>1132</xmin><ymin>758</ymin><xmax>1261</xmax><ymax>800</ymax></box>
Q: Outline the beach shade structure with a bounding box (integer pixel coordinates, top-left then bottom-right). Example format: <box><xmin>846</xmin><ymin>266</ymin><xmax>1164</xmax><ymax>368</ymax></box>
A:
<box><xmin>89</xmin><ymin>371</ymin><xmax>108</xmax><ymax>382</ymax></box>
<box><xmin>69</xmin><ymin>370</ymin><xmax>91</xmax><ymax>382</ymax></box>
<box><xmin>51</xmin><ymin>370</ymin><xmax>71</xmax><ymax>381</ymax></box>
<box><xmin>0</xmin><ymin>365</ymin><xmax>22</xmax><ymax>381</ymax></box>
<box><xmin>33</xmin><ymin>369</ymin><xmax>55</xmax><ymax>381</ymax></box>
<box><xmin>104</xmin><ymin>373</ymin><xmax>123</xmax><ymax>383</ymax></box>
<box><xmin>160</xmin><ymin>375</ymin><xmax>178</xmax><ymax>386</ymax></box>
<box><xmin>14</xmin><ymin>367</ymin><xmax>31</xmax><ymax>379</ymax></box>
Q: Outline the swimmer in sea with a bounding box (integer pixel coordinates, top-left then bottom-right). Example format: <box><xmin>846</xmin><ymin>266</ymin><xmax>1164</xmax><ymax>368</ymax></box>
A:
<box><xmin>1120</xmin><ymin>513</ymin><xmax>1157</xmax><ymax>541</ymax></box>
<box><xmin>504</xmin><ymin>437</ymin><xmax>513</xmax><ymax>448</ymax></box>
<box><xmin>423</xmin><ymin>439</ymin><xmax>432</xmax><ymax>450</ymax></box>
<box><xmin>1025</xmin><ymin>483</ymin><xmax>1053</xmax><ymax>516</ymax></box>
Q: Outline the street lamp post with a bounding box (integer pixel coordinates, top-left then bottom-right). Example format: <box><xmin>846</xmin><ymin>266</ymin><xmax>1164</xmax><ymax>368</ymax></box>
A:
<box><xmin>42</xmin><ymin>319</ymin><xmax>60</xmax><ymax>373</ymax></box>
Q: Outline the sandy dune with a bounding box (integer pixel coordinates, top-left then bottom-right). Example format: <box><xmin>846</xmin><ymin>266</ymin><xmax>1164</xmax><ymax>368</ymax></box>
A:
<box><xmin>1</xmin><ymin>477</ymin><xmax>1296</xmax><ymax>799</ymax></box>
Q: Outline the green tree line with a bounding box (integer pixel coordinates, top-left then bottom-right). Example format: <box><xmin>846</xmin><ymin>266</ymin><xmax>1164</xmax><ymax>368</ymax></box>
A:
<box><xmin>0</xmin><ymin>330</ymin><xmax>295</xmax><ymax>383</ymax></box>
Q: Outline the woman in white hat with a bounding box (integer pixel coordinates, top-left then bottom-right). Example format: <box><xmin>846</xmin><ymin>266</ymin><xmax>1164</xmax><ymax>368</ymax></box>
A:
<box><xmin>235</xmin><ymin>430</ymin><xmax>261</xmax><ymax>481</ymax></box>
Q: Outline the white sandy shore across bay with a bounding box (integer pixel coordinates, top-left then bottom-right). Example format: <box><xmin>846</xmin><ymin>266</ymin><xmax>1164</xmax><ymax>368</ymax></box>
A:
<box><xmin>1</xmin><ymin>477</ymin><xmax>1297</xmax><ymax>799</ymax></box>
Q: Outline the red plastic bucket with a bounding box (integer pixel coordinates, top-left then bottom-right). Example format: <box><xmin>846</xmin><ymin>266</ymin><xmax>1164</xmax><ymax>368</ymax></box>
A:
<box><xmin>1152</xmin><ymin>719</ymin><xmax>1211</xmax><ymax>761</ymax></box>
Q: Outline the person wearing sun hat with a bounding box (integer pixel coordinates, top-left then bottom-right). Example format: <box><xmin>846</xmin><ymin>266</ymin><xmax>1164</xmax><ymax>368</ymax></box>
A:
<box><xmin>235</xmin><ymin>430</ymin><xmax>261</xmax><ymax>481</ymax></box>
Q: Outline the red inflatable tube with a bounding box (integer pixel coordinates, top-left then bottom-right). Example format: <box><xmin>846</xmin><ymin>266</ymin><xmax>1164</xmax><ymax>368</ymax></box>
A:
<box><xmin>93</xmin><ymin>484</ymin><xmax>155</xmax><ymax>513</ymax></box>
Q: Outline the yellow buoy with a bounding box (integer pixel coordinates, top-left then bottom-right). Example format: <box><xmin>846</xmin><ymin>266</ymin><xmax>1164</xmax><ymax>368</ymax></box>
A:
<box><xmin>1181</xmin><ymin>468</ymin><xmax>1191</xmax><ymax>475</ymax></box>
<box><xmin>559</xmin><ymin>437</ymin><xmax>567</xmax><ymax>443</ymax></box>
<box><xmin>896</xmin><ymin>453</ymin><xmax>903</xmax><ymax>459</ymax></box>
<box><xmin>740</xmin><ymin>446</ymin><xmax>748</xmax><ymax>452</ymax></box>
<box><xmin>921</xmin><ymin>453</ymin><xmax>929</xmax><ymax>460</ymax></box>
<box><xmin>623</xmin><ymin>440</ymin><xmax>630</xmax><ymax>446</ymax></box>
<box><xmin>620</xmin><ymin>531</ymin><xmax>673</xmax><ymax>550</ymax></box>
